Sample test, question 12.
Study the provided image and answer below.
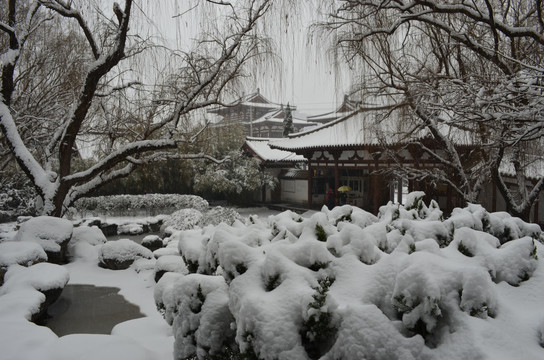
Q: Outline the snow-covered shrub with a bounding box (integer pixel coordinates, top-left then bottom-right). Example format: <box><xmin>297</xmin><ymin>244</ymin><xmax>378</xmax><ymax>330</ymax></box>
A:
<box><xmin>162</xmin><ymin>209</ymin><xmax>204</xmax><ymax>234</ymax></box>
<box><xmin>0</xmin><ymin>186</ymin><xmax>36</xmax><ymax>222</ymax></box>
<box><xmin>98</xmin><ymin>239</ymin><xmax>153</xmax><ymax>270</ymax></box>
<box><xmin>177</xmin><ymin>229</ymin><xmax>208</xmax><ymax>274</ymax></box>
<box><xmin>193</xmin><ymin>150</ymin><xmax>277</xmax><ymax>204</ymax></box>
<box><xmin>157</xmin><ymin>193</ymin><xmax>543</xmax><ymax>359</ymax></box>
<box><xmin>199</xmin><ymin>206</ymin><xmax>242</xmax><ymax>227</ymax></box>
<box><xmin>74</xmin><ymin>194</ymin><xmax>209</xmax><ymax>216</ymax></box>
<box><xmin>301</xmin><ymin>276</ymin><xmax>339</xmax><ymax>359</ymax></box>
<box><xmin>155</xmin><ymin>273</ymin><xmax>235</xmax><ymax>359</ymax></box>
<box><xmin>154</xmin><ymin>255</ymin><xmax>187</xmax><ymax>282</ymax></box>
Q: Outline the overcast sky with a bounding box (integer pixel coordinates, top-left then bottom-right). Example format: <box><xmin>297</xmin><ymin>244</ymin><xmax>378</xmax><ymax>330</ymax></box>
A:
<box><xmin>126</xmin><ymin>0</ymin><xmax>351</xmax><ymax>115</ymax></box>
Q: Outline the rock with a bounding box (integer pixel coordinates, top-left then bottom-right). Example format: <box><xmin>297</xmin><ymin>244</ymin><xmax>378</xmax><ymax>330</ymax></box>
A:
<box><xmin>14</xmin><ymin>216</ymin><xmax>73</xmax><ymax>264</ymax></box>
<box><xmin>0</xmin><ymin>242</ymin><xmax>47</xmax><ymax>285</ymax></box>
<box><xmin>98</xmin><ymin>239</ymin><xmax>153</xmax><ymax>270</ymax></box>
<box><xmin>0</xmin><ymin>263</ymin><xmax>69</xmax><ymax>323</ymax></box>
<box><xmin>153</xmin><ymin>247</ymin><xmax>180</xmax><ymax>259</ymax></box>
<box><xmin>149</xmin><ymin>219</ymin><xmax>163</xmax><ymax>233</ymax></box>
<box><xmin>141</xmin><ymin>235</ymin><xmax>164</xmax><ymax>252</ymax></box>
<box><xmin>99</xmin><ymin>223</ymin><xmax>118</xmax><ymax>237</ymax></box>
<box><xmin>118</xmin><ymin>223</ymin><xmax>145</xmax><ymax>235</ymax></box>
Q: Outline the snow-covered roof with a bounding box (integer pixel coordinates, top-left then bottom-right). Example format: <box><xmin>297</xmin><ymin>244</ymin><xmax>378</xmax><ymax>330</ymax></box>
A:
<box><xmin>499</xmin><ymin>154</ymin><xmax>544</xmax><ymax>181</ymax></box>
<box><xmin>251</xmin><ymin>108</ymin><xmax>313</xmax><ymax>126</ymax></box>
<box><xmin>306</xmin><ymin>95</ymin><xmax>359</xmax><ymax>123</ymax></box>
<box><xmin>279</xmin><ymin>168</ymin><xmax>309</xmax><ymax>179</ymax></box>
<box><xmin>208</xmin><ymin>90</ymin><xmax>292</xmax><ymax>114</ymax></box>
<box><xmin>244</xmin><ymin>137</ymin><xmax>307</xmax><ymax>163</ymax></box>
<box><xmin>269</xmin><ymin>109</ymin><xmax>421</xmax><ymax>151</ymax></box>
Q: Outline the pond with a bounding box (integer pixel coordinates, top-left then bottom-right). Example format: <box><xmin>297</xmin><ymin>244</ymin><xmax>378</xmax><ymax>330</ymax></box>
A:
<box><xmin>42</xmin><ymin>284</ymin><xmax>145</xmax><ymax>336</ymax></box>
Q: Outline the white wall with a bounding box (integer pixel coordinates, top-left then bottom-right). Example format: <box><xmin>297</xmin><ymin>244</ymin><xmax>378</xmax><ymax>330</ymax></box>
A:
<box><xmin>281</xmin><ymin>179</ymin><xmax>308</xmax><ymax>203</ymax></box>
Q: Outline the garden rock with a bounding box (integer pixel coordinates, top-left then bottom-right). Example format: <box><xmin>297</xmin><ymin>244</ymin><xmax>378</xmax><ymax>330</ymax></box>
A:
<box><xmin>98</xmin><ymin>239</ymin><xmax>153</xmax><ymax>270</ymax></box>
<box><xmin>14</xmin><ymin>216</ymin><xmax>73</xmax><ymax>264</ymax></box>
<box><xmin>142</xmin><ymin>235</ymin><xmax>164</xmax><ymax>252</ymax></box>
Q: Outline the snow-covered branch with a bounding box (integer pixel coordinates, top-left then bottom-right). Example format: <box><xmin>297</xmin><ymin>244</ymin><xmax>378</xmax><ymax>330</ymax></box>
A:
<box><xmin>63</xmin><ymin>139</ymin><xmax>177</xmax><ymax>186</ymax></box>
<box><xmin>38</xmin><ymin>0</ymin><xmax>100</xmax><ymax>59</ymax></box>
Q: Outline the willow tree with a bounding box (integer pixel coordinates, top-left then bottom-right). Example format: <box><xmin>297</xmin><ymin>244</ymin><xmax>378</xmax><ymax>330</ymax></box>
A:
<box><xmin>321</xmin><ymin>0</ymin><xmax>544</xmax><ymax>220</ymax></box>
<box><xmin>0</xmin><ymin>0</ymin><xmax>272</xmax><ymax>216</ymax></box>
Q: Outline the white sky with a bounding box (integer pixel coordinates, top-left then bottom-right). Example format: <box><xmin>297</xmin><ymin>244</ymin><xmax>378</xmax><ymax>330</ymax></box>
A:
<box><xmin>127</xmin><ymin>0</ymin><xmax>352</xmax><ymax>115</ymax></box>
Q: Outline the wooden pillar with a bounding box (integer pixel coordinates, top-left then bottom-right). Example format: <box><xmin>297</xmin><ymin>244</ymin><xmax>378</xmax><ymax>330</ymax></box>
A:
<box><xmin>308</xmin><ymin>163</ymin><xmax>313</xmax><ymax>207</ymax></box>
<box><xmin>372</xmin><ymin>174</ymin><xmax>380</xmax><ymax>214</ymax></box>
<box><xmin>397</xmin><ymin>176</ymin><xmax>403</xmax><ymax>204</ymax></box>
<box><xmin>334</xmin><ymin>156</ymin><xmax>340</xmax><ymax>203</ymax></box>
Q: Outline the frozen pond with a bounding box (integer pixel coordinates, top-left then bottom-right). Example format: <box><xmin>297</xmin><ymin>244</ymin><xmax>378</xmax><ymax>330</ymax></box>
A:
<box><xmin>42</xmin><ymin>284</ymin><xmax>145</xmax><ymax>336</ymax></box>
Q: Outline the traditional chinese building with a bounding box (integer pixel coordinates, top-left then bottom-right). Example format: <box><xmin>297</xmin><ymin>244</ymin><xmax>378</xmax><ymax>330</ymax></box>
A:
<box><xmin>242</xmin><ymin>137</ymin><xmax>307</xmax><ymax>203</ymax></box>
<box><xmin>267</xmin><ymin>109</ymin><xmax>477</xmax><ymax>214</ymax></box>
<box><xmin>208</xmin><ymin>90</ymin><xmax>316</xmax><ymax>137</ymax></box>
<box><xmin>305</xmin><ymin>94</ymin><xmax>360</xmax><ymax>125</ymax></box>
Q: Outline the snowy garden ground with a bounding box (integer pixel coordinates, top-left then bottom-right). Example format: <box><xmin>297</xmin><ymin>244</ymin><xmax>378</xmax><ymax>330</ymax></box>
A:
<box><xmin>1</xmin><ymin>193</ymin><xmax>544</xmax><ymax>359</ymax></box>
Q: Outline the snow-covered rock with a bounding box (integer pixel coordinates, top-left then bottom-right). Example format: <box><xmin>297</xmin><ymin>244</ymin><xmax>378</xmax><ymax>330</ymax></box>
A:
<box><xmin>14</xmin><ymin>216</ymin><xmax>73</xmax><ymax>264</ymax></box>
<box><xmin>141</xmin><ymin>235</ymin><xmax>163</xmax><ymax>252</ymax></box>
<box><xmin>71</xmin><ymin>226</ymin><xmax>107</xmax><ymax>246</ymax></box>
<box><xmin>98</xmin><ymin>239</ymin><xmax>153</xmax><ymax>270</ymax></box>
<box><xmin>1</xmin><ymin>263</ymin><xmax>69</xmax><ymax>322</ymax></box>
<box><xmin>0</xmin><ymin>241</ymin><xmax>47</xmax><ymax>285</ymax></box>
<box><xmin>117</xmin><ymin>223</ymin><xmax>145</xmax><ymax>235</ymax></box>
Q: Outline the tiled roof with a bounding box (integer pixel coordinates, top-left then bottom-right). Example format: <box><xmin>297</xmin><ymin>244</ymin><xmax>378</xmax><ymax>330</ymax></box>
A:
<box><xmin>251</xmin><ymin>108</ymin><xmax>314</xmax><ymax>126</ymax></box>
<box><xmin>269</xmin><ymin>110</ymin><xmax>420</xmax><ymax>151</ymax></box>
<box><xmin>244</xmin><ymin>137</ymin><xmax>307</xmax><ymax>163</ymax></box>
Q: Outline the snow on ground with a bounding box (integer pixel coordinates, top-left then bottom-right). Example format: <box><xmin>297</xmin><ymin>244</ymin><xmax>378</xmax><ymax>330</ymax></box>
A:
<box><xmin>2</xmin><ymin>199</ymin><xmax>544</xmax><ymax>359</ymax></box>
<box><xmin>0</xmin><ymin>204</ymin><xmax>281</xmax><ymax>360</ymax></box>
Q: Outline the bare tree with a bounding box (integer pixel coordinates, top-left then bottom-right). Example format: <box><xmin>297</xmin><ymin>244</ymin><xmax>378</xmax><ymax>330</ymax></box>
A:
<box><xmin>320</xmin><ymin>0</ymin><xmax>544</xmax><ymax>220</ymax></box>
<box><xmin>1</xmin><ymin>0</ymin><xmax>272</xmax><ymax>216</ymax></box>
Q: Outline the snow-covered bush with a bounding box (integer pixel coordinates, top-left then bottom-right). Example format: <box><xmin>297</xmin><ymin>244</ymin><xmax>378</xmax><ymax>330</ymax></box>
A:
<box><xmin>154</xmin><ymin>255</ymin><xmax>188</xmax><ymax>282</ymax></box>
<box><xmin>161</xmin><ymin>209</ymin><xmax>204</xmax><ymax>234</ymax></box>
<box><xmin>74</xmin><ymin>194</ymin><xmax>209</xmax><ymax>217</ymax></box>
<box><xmin>199</xmin><ymin>206</ymin><xmax>242</xmax><ymax>227</ymax></box>
<box><xmin>98</xmin><ymin>239</ymin><xmax>153</xmax><ymax>270</ymax></box>
<box><xmin>0</xmin><ymin>186</ymin><xmax>36</xmax><ymax>222</ymax></box>
<box><xmin>193</xmin><ymin>150</ymin><xmax>277</xmax><ymax>204</ymax></box>
<box><xmin>155</xmin><ymin>273</ymin><xmax>235</xmax><ymax>359</ymax></box>
<box><xmin>156</xmin><ymin>192</ymin><xmax>543</xmax><ymax>359</ymax></box>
